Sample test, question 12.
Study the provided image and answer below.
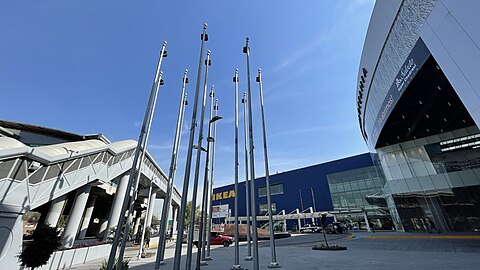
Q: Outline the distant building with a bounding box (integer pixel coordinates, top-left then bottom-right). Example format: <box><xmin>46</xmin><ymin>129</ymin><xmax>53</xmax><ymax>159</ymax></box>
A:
<box><xmin>212</xmin><ymin>153</ymin><xmax>392</xmax><ymax>231</ymax></box>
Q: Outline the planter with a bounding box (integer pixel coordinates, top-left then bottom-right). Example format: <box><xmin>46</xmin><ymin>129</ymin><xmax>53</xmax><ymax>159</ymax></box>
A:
<box><xmin>38</xmin><ymin>243</ymin><xmax>112</xmax><ymax>270</ymax></box>
<box><xmin>312</xmin><ymin>244</ymin><xmax>347</xmax><ymax>251</ymax></box>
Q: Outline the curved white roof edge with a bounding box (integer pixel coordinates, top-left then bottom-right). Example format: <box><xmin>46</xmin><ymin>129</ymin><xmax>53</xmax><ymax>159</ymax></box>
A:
<box><xmin>0</xmin><ymin>137</ymin><xmax>26</xmax><ymax>150</ymax></box>
<box><xmin>0</xmin><ymin>137</ymin><xmax>180</xmax><ymax>198</ymax></box>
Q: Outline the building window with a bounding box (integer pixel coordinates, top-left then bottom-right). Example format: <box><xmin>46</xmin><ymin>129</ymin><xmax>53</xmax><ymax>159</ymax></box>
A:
<box><xmin>258</xmin><ymin>184</ymin><xmax>283</xmax><ymax>197</ymax></box>
<box><xmin>259</xmin><ymin>203</ymin><xmax>276</xmax><ymax>214</ymax></box>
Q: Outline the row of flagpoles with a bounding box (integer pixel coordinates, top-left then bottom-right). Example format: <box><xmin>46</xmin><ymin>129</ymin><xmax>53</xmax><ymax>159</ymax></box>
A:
<box><xmin>106</xmin><ymin>23</ymin><xmax>280</xmax><ymax>270</ymax></box>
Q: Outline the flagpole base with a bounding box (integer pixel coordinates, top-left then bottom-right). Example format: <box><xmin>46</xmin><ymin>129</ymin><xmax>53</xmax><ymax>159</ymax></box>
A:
<box><xmin>268</xmin><ymin>262</ymin><xmax>281</xmax><ymax>268</ymax></box>
<box><xmin>244</xmin><ymin>256</ymin><xmax>253</xmax><ymax>261</ymax></box>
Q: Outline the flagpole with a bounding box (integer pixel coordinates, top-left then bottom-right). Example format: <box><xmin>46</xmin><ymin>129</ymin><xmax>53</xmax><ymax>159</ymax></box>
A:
<box><xmin>232</xmin><ymin>69</ymin><xmax>243</xmax><ymax>270</ymax></box>
<box><xmin>172</xmin><ymin>24</ymin><xmax>208</xmax><ymax>270</ymax></box>
<box><xmin>154</xmin><ymin>70</ymin><xmax>189</xmax><ymax>269</ymax></box>
<box><xmin>205</xmin><ymin>99</ymin><xmax>219</xmax><ymax>260</ymax></box>
<box><xmin>256</xmin><ymin>68</ymin><xmax>280</xmax><ymax>268</ymax></box>
<box><xmin>242</xmin><ymin>92</ymin><xmax>253</xmax><ymax>261</ymax></box>
<box><xmin>106</xmin><ymin>41</ymin><xmax>167</xmax><ymax>270</ymax></box>
<box><xmin>186</xmin><ymin>50</ymin><xmax>212</xmax><ymax>270</ymax></box>
<box><xmin>243</xmin><ymin>37</ymin><xmax>260</xmax><ymax>270</ymax></box>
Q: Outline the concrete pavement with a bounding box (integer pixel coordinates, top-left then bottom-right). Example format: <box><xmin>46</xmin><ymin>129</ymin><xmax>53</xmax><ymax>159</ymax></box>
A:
<box><xmin>69</xmin><ymin>232</ymin><xmax>480</xmax><ymax>270</ymax></box>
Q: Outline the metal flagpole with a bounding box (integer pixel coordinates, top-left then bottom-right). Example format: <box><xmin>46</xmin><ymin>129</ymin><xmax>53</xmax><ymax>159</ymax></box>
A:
<box><xmin>107</xmin><ymin>41</ymin><xmax>167</xmax><ymax>270</ymax></box>
<box><xmin>116</xmin><ymin>70</ymin><xmax>165</xmax><ymax>270</ymax></box>
<box><xmin>186</xmin><ymin>51</ymin><xmax>212</xmax><ymax>270</ymax></box>
<box><xmin>154</xmin><ymin>70</ymin><xmax>189</xmax><ymax>268</ymax></box>
<box><xmin>256</xmin><ymin>68</ymin><xmax>280</xmax><ymax>268</ymax></box>
<box><xmin>172</xmin><ymin>24</ymin><xmax>208</xmax><ymax>270</ymax></box>
<box><xmin>232</xmin><ymin>69</ymin><xmax>243</xmax><ymax>270</ymax></box>
<box><xmin>243</xmin><ymin>37</ymin><xmax>260</xmax><ymax>270</ymax></box>
<box><xmin>205</xmin><ymin>99</ymin><xmax>219</xmax><ymax>260</ymax></box>
<box><xmin>197</xmin><ymin>85</ymin><xmax>221</xmax><ymax>268</ymax></box>
<box><xmin>242</xmin><ymin>92</ymin><xmax>253</xmax><ymax>261</ymax></box>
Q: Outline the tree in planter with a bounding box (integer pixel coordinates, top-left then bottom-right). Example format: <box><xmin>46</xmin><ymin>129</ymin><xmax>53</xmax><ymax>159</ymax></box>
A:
<box><xmin>18</xmin><ymin>224</ymin><xmax>61</xmax><ymax>270</ymax></box>
<box><xmin>320</xmin><ymin>213</ymin><xmax>329</xmax><ymax>248</ymax></box>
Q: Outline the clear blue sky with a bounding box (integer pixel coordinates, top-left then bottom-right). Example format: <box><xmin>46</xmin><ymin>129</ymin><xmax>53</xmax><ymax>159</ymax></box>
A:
<box><xmin>0</xmin><ymin>1</ymin><xmax>374</xmax><ymax>196</ymax></box>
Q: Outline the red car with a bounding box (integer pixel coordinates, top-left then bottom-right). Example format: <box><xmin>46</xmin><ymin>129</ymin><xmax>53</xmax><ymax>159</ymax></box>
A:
<box><xmin>194</xmin><ymin>232</ymin><xmax>233</xmax><ymax>247</ymax></box>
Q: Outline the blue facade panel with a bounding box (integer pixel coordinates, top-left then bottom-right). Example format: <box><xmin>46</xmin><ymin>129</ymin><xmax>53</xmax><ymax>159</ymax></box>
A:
<box><xmin>212</xmin><ymin>153</ymin><xmax>374</xmax><ymax>228</ymax></box>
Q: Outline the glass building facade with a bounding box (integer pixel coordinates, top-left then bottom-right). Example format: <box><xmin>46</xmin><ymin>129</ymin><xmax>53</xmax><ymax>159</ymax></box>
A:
<box><xmin>327</xmin><ymin>166</ymin><xmax>392</xmax><ymax>230</ymax></box>
<box><xmin>377</xmin><ymin>126</ymin><xmax>480</xmax><ymax>232</ymax></box>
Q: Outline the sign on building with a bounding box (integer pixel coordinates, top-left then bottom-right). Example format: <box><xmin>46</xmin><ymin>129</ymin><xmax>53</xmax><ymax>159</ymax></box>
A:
<box><xmin>212</xmin><ymin>204</ymin><xmax>229</xmax><ymax>218</ymax></box>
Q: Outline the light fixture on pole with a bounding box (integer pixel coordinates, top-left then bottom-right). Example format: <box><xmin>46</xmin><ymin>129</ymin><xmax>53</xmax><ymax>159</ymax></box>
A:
<box><xmin>197</xmin><ymin>86</ymin><xmax>222</xmax><ymax>268</ymax></box>
<box><xmin>154</xmin><ymin>70</ymin><xmax>189</xmax><ymax>268</ymax></box>
<box><xmin>185</xmin><ymin>51</ymin><xmax>212</xmax><ymax>270</ymax></box>
<box><xmin>243</xmin><ymin>36</ymin><xmax>260</xmax><ymax>270</ymax></box>
<box><xmin>242</xmin><ymin>92</ymin><xmax>253</xmax><ymax>261</ymax></box>
<box><xmin>106</xmin><ymin>41</ymin><xmax>167</xmax><ymax>270</ymax></box>
<box><xmin>172</xmin><ymin>24</ymin><xmax>208</xmax><ymax>270</ymax></box>
<box><xmin>232</xmin><ymin>69</ymin><xmax>244</xmax><ymax>270</ymax></box>
<box><xmin>256</xmin><ymin>68</ymin><xmax>281</xmax><ymax>268</ymax></box>
<box><xmin>205</xmin><ymin>98</ymin><xmax>219</xmax><ymax>260</ymax></box>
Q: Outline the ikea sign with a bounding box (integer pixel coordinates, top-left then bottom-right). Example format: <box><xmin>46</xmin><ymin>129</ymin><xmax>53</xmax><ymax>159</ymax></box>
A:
<box><xmin>212</xmin><ymin>190</ymin><xmax>235</xmax><ymax>201</ymax></box>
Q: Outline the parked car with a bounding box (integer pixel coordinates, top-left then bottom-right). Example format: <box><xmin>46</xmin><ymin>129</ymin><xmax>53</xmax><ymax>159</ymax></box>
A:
<box><xmin>299</xmin><ymin>224</ymin><xmax>322</xmax><ymax>233</ymax></box>
<box><xmin>193</xmin><ymin>232</ymin><xmax>233</xmax><ymax>248</ymax></box>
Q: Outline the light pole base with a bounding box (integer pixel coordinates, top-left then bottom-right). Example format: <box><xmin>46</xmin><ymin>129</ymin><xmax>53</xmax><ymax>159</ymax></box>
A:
<box><xmin>205</xmin><ymin>256</ymin><xmax>213</xmax><ymax>261</ymax></box>
<box><xmin>268</xmin><ymin>262</ymin><xmax>281</xmax><ymax>268</ymax></box>
<box><xmin>244</xmin><ymin>256</ymin><xmax>253</xmax><ymax>261</ymax></box>
<box><xmin>231</xmin><ymin>265</ymin><xmax>244</xmax><ymax>270</ymax></box>
<box><xmin>200</xmin><ymin>261</ymin><xmax>208</xmax><ymax>266</ymax></box>
<box><xmin>159</xmin><ymin>260</ymin><xmax>167</xmax><ymax>265</ymax></box>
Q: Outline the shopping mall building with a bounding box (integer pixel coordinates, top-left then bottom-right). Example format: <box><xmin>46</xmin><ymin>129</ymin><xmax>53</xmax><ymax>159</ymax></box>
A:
<box><xmin>357</xmin><ymin>0</ymin><xmax>480</xmax><ymax>232</ymax></box>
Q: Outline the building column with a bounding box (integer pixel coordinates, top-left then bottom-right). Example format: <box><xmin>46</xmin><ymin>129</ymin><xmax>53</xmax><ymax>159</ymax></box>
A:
<box><xmin>145</xmin><ymin>190</ymin><xmax>157</xmax><ymax>227</ymax></box>
<box><xmin>171</xmin><ymin>205</ymin><xmax>178</xmax><ymax>237</ymax></box>
<box><xmin>61</xmin><ymin>185</ymin><xmax>91</xmax><ymax>247</ymax></box>
<box><xmin>78</xmin><ymin>197</ymin><xmax>96</xmax><ymax>240</ymax></box>
<box><xmin>133</xmin><ymin>211</ymin><xmax>141</xmax><ymax>236</ymax></box>
<box><xmin>0</xmin><ymin>211</ymin><xmax>23</xmax><ymax>269</ymax></box>
<box><xmin>363</xmin><ymin>211</ymin><xmax>371</xmax><ymax>232</ymax></box>
<box><xmin>44</xmin><ymin>194</ymin><xmax>67</xmax><ymax>227</ymax></box>
<box><xmin>104</xmin><ymin>174</ymin><xmax>129</xmax><ymax>240</ymax></box>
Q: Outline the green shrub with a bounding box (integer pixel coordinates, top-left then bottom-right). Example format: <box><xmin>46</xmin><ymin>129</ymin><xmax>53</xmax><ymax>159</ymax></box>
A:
<box><xmin>18</xmin><ymin>224</ymin><xmax>61</xmax><ymax>270</ymax></box>
<box><xmin>100</xmin><ymin>258</ymin><xmax>130</xmax><ymax>270</ymax></box>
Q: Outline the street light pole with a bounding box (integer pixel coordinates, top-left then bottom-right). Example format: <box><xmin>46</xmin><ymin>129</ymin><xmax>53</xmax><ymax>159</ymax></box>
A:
<box><xmin>243</xmin><ymin>37</ymin><xmax>260</xmax><ymax>270</ymax></box>
<box><xmin>106</xmin><ymin>41</ymin><xmax>167</xmax><ymax>270</ymax></box>
<box><xmin>242</xmin><ymin>92</ymin><xmax>253</xmax><ymax>261</ymax></box>
<box><xmin>154</xmin><ymin>70</ymin><xmax>189</xmax><ymax>269</ymax></box>
<box><xmin>172</xmin><ymin>24</ymin><xmax>208</xmax><ymax>270</ymax></box>
<box><xmin>232</xmin><ymin>69</ymin><xmax>243</xmax><ymax>270</ymax></box>
<box><xmin>196</xmin><ymin>85</ymin><xmax>220</xmax><ymax>269</ymax></box>
<box><xmin>205</xmin><ymin>99</ymin><xmax>219</xmax><ymax>260</ymax></box>
<box><xmin>256</xmin><ymin>68</ymin><xmax>281</xmax><ymax>268</ymax></box>
<box><xmin>186</xmin><ymin>51</ymin><xmax>212</xmax><ymax>270</ymax></box>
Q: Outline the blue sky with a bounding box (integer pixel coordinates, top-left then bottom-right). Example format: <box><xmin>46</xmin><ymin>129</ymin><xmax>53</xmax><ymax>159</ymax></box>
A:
<box><xmin>0</xmin><ymin>1</ymin><xmax>375</xmax><ymax>197</ymax></box>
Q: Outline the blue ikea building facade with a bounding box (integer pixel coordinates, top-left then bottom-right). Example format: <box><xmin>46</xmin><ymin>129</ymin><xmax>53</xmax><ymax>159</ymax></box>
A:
<box><xmin>212</xmin><ymin>153</ymin><xmax>382</xmax><ymax>231</ymax></box>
